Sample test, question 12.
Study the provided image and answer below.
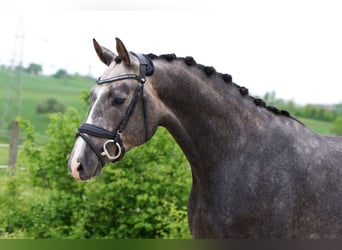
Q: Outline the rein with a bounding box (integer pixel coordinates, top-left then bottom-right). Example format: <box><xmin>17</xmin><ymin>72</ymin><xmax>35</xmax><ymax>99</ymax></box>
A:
<box><xmin>76</xmin><ymin>53</ymin><xmax>154</xmax><ymax>167</ymax></box>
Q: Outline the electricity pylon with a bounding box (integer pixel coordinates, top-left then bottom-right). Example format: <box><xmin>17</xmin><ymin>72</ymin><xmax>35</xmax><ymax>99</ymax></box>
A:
<box><xmin>1</xmin><ymin>17</ymin><xmax>25</xmax><ymax>133</ymax></box>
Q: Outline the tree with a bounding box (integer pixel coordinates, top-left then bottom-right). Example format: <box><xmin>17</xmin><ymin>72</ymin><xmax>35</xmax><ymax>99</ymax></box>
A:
<box><xmin>15</xmin><ymin>65</ymin><xmax>26</xmax><ymax>72</ymax></box>
<box><xmin>26</xmin><ymin>63</ymin><xmax>42</xmax><ymax>75</ymax></box>
<box><xmin>334</xmin><ymin>104</ymin><xmax>342</xmax><ymax>114</ymax></box>
<box><xmin>53</xmin><ymin>69</ymin><xmax>68</xmax><ymax>79</ymax></box>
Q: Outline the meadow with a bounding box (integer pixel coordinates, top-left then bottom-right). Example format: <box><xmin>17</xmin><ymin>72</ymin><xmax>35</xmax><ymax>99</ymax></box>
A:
<box><xmin>0</xmin><ymin>69</ymin><xmax>94</xmax><ymax>142</ymax></box>
<box><xmin>0</xmin><ymin>146</ymin><xmax>8</xmax><ymax>165</ymax></box>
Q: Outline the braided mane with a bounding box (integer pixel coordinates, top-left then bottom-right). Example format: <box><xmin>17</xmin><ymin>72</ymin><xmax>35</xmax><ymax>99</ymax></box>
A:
<box><xmin>146</xmin><ymin>53</ymin><xmax>298</xmax><ymax>120</ymax></box>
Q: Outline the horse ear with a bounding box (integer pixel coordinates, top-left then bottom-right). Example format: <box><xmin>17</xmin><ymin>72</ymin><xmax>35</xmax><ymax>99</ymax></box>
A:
<box><xmin>93</xmin><ymin>38</ymin><xmax>115</xmax><ymax>66</ymax></box>
<box><xmin>115</xmin><ymin>37</ymin><xmax>131</xmax><ymax>66</ymax></box>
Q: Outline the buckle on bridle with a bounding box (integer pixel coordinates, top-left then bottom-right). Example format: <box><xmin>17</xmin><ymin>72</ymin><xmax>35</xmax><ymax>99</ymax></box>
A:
<box><xmin>101</xmin><ymin>139</ymin><xmax>122</xmax><ymax>160</ymax></box>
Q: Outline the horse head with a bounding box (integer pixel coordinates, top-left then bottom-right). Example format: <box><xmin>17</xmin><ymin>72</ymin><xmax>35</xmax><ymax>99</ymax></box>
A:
<box><xmin>68</xmin><ymin>38</ymin><xmax>161</xmax><ymax>180</ymax></box>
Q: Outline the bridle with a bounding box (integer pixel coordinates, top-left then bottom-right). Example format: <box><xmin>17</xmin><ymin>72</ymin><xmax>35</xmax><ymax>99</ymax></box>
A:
<box><xmin>76</xmin><ymin>53</ymin><xmax>154</xmax><ymax>167</ymax></box>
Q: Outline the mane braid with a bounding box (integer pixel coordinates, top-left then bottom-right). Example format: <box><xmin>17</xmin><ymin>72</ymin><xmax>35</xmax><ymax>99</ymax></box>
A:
<box><xmin>184</xmin><ymin>56</ymin><xmax>196</xmax><ymax>66</ymax></box>
<box><xmin>222</xmin><ymin>74</ymin><xmax>233</xmax><ymax>84</ymax></box>
<box><xmin>159</xmin><ymin>54</ymin><xmax>177</xmax><ymax>62</ymax></box>
<box><xmin>146</xmin><ymin>53</ymin><xmax>298</xmax><ymax>122</ymax></box>
<box><xmin>204</xmin><ymin>66</ymin><xmax>216</xmax><ymax>76</ymax></box>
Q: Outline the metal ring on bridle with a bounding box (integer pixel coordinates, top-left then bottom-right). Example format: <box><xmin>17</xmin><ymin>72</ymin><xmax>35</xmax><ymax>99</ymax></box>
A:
<box><xmin>101</xmin><ymin>140</ymin><xmax>122</xmax><ymax>160</ymax></box>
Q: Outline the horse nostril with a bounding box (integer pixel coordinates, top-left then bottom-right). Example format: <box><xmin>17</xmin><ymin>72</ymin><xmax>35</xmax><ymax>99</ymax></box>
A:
<box><xmin>71</xmin><ymin>161</ymin><xmax>82</xmax><ymax>180</ymax></box>
<box><xmin>77</xmin><ymin>163</ymin><xmax>83</xmax><ymax>172</ymax></box>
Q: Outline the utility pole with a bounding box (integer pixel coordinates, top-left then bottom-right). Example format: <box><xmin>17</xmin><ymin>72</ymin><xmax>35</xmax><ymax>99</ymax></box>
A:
<box><xmin>8</xmin><ymin>120</ymin><xmax>19</xmax><ymax>176</ymax></box>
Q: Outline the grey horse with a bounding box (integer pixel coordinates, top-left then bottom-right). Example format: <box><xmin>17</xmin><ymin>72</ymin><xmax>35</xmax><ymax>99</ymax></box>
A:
<box><xmin>68</xmin><ymin>38</ymin><xmax>342</xmax><ymax>238</ymax></box>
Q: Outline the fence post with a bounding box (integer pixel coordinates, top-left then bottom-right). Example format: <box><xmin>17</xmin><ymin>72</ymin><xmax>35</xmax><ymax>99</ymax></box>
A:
<box><xmin>8</xmin><ymin>120</ymin><xmax>19</xmax><ymax>176</ymax></box>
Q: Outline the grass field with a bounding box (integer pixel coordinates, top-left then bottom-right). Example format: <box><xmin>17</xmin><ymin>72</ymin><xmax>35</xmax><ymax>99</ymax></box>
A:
<box><xmin>0</xmin><ymin>145</ymin><xmax>8</xmax><ymax>165</ymax></box>
<box><xmin>0</xmin><ymin>69</ymin><xmax>94</xmax><ymax>142</ymax></box>
<box><xmin>299</xmin><ymin>117</ymin><xmax>335</xmax><ymax>135</ymax></box>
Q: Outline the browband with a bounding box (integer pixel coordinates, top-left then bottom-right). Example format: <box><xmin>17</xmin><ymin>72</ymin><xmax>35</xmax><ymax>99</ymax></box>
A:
<box><xmin>96</xmin><ymin>53</ymin><xmax>154</xmax><ymax>85</ymax></box>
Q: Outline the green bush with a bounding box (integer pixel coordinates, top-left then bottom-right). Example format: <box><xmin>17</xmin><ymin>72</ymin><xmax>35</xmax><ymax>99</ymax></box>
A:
<box><xmin>36</xmin><ymin>98</ymin><xmax>66</xmax><ymax>114</ymax></box>
<box><xmin>0</xmin><ymin>107</ymin><xmax>191</xmax><ymax>239</ymax></box>
<box><xmin>332</xmin><ymin>116</ymin><xmax>342</xmax><ymax>135</ymax></box>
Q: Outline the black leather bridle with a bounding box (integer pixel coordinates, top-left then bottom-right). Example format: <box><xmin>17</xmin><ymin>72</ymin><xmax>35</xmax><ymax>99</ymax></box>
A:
<box><xmin>76</xmin><ymin>53</ymin><xmax>154</xmax><ymax>167</ymax></box>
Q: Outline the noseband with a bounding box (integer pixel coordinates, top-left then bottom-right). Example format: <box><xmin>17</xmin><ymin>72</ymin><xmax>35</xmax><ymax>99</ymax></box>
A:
<box><xmin>76</xmin><ymin>53</ymin><xmax>154</xmax><ymax>167</ymax></box>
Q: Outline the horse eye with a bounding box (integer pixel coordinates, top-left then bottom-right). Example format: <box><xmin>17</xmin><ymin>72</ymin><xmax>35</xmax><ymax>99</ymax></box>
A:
<box><xmin>112</xmin><ymin>97</ymin><xmax>126</xmax><ymax>105</ymax></box>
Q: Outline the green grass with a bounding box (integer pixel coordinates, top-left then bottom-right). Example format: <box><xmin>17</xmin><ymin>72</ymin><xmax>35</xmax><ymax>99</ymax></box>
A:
<box><xmin>298</xmin><ymin>117</ymin><xmax>334</xmax><ymax>135</ymax></box>
<box><xmin>0</xmin><ymin>170</ymin><xmax>6</xmax><ymax>177</ymax></box>
<box><xmin>0</xmin><ymin>69</ymin><xmax>94</xmax><ymax>141</ymax></box>
<box><xmin>0</xmin><ymin>145</ymin><xmax>10</xmax><ymax>176</ymax></box>
<box><xmin>0</xmin><ymin>145</ymin><xmax>8</xmax><ymax>165</ymax></box>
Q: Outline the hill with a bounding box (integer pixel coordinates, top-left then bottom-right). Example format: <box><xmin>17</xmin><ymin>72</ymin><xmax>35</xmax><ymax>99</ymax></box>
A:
<box><xmin>0</xmin><ymin>69</ymin><xmax>94</xmax><ymax>142</ymax></box>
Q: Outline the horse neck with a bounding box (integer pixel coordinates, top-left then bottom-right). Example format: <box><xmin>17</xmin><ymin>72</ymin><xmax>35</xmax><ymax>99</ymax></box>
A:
<box><xmin>150</xmin><ymin>59</ymin><xmax>271</xmax><ymax>168</ymax></box>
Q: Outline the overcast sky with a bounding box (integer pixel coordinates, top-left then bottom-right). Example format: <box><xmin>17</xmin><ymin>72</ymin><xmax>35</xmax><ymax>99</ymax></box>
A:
<box><xmin>1</xmin><ymin>0</ymin><xmax>342</xmax><ymax>105</ymax></box>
